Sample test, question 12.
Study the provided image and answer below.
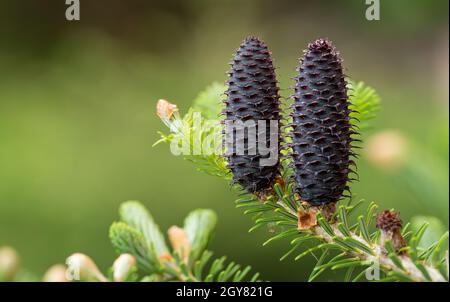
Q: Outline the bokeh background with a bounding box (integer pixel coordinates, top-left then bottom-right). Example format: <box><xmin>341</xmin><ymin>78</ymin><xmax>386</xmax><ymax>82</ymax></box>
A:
<box><xmin>0</xmin><ymin>0</ymin><xmax>448</xmax><ymax>281</ymax></box>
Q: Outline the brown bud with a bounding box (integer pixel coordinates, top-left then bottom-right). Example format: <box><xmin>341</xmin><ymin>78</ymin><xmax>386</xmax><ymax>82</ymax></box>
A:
<box><xmin>298</xmin><ymin>207</ymin><xmax>318</xmax><ymax>230</ymax></box>
<box><xmin>376</xmin><ymin>210</ymin><xmax>403</xmax><ymax>233</ymax></box>
<box><xmin>156</xmin><ymin>99</ymin><xmax>178</xmax><ymax>119</ymax></box>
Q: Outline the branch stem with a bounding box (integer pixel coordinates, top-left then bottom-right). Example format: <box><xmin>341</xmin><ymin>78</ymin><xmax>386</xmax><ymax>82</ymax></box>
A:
<box><xmin>312</xmin><ymin>222</ymin><xmax>446</xmax><ymax>282</ymax></box>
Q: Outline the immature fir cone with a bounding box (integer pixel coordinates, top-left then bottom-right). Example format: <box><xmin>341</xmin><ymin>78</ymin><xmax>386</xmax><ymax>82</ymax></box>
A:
<box><xmin>223</xmin><ymin>36</ymin><xmax>281</xmax><ymax>194</ymax></box>
<box><xmin>289</xmin><ymin>39</ymin><xmax>354</xmax><ymax>205</ymax></box>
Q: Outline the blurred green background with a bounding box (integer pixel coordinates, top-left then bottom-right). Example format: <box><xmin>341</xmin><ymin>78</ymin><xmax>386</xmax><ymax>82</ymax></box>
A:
<box><xmin>0</xmin><ymin>0</ymin><xmax>448</xmax><ymax>281</ymax></box>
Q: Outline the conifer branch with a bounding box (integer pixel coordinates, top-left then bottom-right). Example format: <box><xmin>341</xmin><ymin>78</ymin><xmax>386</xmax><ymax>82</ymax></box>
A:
<box><xmin>62</xmin><ymin>201</ymin><xmax>261</xmax><ymax>282</ymax></box>
<box><xmin>154</xmin><ymin>81</ymin><xmax>449</xmax><ymax>282</ymax></box>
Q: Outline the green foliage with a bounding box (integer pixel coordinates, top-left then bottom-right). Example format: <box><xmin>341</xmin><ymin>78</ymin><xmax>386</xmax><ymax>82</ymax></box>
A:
<box><xmin>153</xmin><ymin>82</ymin><xmax>229</xmax><ymax>177</ymax></box>
<box><xmin>192</xmin><ymin>82</ymin><xmax>226</xmax><ymax>119</ymax></box>
<box><xmin>119</xmin><ymin>201</ymin><xmax>168</xmax><ymax>256</ymax></box>
<box><xmin>183</xmin><ymin>209</ymin><xmax>217</xmax><ymax>266</ymax></box>
<box><xmin>109</xmin><ymin>222</ymin><xmax>162</xmax><ymax>274</ymax></box>
<box><xmin>411</xmin><ymin>216</ymin><xmax>448</xmax><ymax>250</ymax></box>
<box><xmin>181</xmin><ymin>250</ymin><xmax>261</xmax><ymax>282</ymax></box>
<box><xmin>108</xmin><ymin>201</ymin><xmax>260</xmax><ymax>282</ymax></box>
<box><xmin>348</xmin><ymin>80</ymin><xmax>381</xmax><ymax>132</ymax></box>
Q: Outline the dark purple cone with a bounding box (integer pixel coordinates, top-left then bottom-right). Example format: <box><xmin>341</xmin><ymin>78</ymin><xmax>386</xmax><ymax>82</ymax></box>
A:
<box><xmin>289</xmin><ymin>38</ymin><xmax>354</xmax><ymax>205</ymax></box>
<box><xmin>223</xmin><ymin>36</ymin><xmax>281</xmax><ymax>194</ymax></box>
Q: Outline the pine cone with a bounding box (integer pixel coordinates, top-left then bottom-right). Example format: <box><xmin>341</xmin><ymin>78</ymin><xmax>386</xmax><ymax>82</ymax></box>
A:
<box><xmin>289</xmin><ymin>38</ymin><xmax>354</xmax><ymax>205</ymax></box>
<box><xmin>223</xmin><ymin>36</ymin><xmax>281</xmax><ymax>194</ymax></box>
